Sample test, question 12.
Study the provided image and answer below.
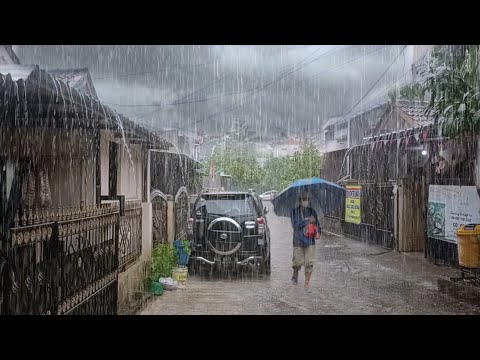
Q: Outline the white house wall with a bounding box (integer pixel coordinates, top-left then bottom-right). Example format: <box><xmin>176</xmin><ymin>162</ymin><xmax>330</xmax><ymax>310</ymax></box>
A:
<box><xmin>118</xmin><ymin>143</ymin><xmax>144</xmax><ymax>200</ymax></box>
<box><xmin>100</xmin><ymin>130</ymin><xmax>113</xmax><ymax>197</ymax></box>
<box><xmin>324</xmin><ymin>140</ymin><xmax>347</xmax><ymax>153</ymax></box>
<box><xmin>99</xmin><ymin>130</ymin><xmax>144</xmax><ymax>201</ymax></box>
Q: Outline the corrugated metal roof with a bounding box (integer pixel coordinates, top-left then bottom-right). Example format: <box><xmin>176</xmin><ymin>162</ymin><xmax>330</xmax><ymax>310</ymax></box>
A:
<box><xmin>1</xmin><ymin>65</ymin><xmax>172</xmax><ymax>149</ymax></box>
<box><xmin>0</xmin><ymin>64</ymin><xmax>38</xmax><ymax>81</ymax></box>
<box><xmin>49</xmin><ymin>68</ymin><xmax>98</xmax><ymax>100</ymax></box>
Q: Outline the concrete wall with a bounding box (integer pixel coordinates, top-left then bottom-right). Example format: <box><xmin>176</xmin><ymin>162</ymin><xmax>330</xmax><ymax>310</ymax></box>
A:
<box><xmin>118</xmin><ymin>143</ymin><xmax>144</xmax><ymax>200</ymax></box>
<box><xmin>117</xmin><ymin>202</ymin><xmax>153</xmax><ymax>314</ymax></box>
<box><xmin>324</xmin><ymin>139</ymin><xmax>347</xmax><ymax>153</ymax></box>
<box><xmin>0</xmin><ymin>128</ymin><xmax>96</xmax><ymax>207</ymax></box>
<box><xmin>100</xmin><ymin>130</ymin><xmax>144</xmax><ymax>201</ymax></box>
<box><xmin>100</xmin><ymin>130</ymin><xmax>112</xmax><ymax>197</ymax></box>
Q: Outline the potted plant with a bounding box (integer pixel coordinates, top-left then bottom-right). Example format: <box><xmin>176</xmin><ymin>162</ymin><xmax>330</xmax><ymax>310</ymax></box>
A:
<box><xmin>173</xmin><ymin>237</ymin><xmax>191</xmax><ymax>266</ymax></box>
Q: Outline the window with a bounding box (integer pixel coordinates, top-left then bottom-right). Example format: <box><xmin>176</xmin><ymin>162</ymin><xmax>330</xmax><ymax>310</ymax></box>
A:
<box><xmin>336</xmin><ymin>122</ymin><xmax>348</xmax><ymax>142</ymax></box>
<box><xmin>196</xmin><ymin>194</ymin><xmax>256</xmax><ymax>216</ymax></box>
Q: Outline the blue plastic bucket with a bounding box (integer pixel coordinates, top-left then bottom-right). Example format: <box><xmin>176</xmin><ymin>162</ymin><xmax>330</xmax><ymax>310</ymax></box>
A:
<box><xmin>174</xmin><ymin>240</ymin><xmax>189</xmax><ymax>266</ymax></box>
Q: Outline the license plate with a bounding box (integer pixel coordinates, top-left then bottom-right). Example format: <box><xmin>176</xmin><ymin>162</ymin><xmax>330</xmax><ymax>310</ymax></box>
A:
<box><xmin>257</xmin><ymin>238</ymin><xmax>264</xmax><ymax>245</ymax></box>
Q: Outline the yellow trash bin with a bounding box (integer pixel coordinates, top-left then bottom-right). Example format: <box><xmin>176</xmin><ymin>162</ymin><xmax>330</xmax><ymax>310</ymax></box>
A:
<box><xmin>456</xmin><ymin>224</ymin><xmax>480</xmax><ymax>268</ymax></box>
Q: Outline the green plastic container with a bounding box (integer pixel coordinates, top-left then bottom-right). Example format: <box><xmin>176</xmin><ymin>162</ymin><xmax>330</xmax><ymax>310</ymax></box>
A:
<box><xmin>150</xmin><ymin>281</ymin><xmax>164</xmax><ymax>295</ymax></box>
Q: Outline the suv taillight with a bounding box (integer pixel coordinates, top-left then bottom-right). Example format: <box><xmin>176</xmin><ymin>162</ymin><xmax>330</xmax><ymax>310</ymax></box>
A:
<box><xmin>257</xmin><ymin>217</ymin><xmax>265</xmax><ymax>234</ymax></box>
<box><xmin>187</xmin><ymin>218</ymin><xmax>194</xmax><ymax>234</ymax></box>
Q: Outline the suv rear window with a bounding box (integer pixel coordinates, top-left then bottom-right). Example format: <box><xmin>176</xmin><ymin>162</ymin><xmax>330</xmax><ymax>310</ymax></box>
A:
<box><xmin>196</xmin><ymin>194</ymin><xmax>256</xmax><ymax>216</ymax></box>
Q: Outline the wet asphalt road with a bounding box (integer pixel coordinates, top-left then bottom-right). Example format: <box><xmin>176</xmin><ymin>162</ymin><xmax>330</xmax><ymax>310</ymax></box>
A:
<box><xmin>139</xmin><ymin>204</ymin><xmax>480</xmax><ymax>315</ymax></box>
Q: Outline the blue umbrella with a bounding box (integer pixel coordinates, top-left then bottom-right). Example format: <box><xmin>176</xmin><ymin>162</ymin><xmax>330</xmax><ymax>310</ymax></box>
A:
<box><xmin>271</xmin><ymin>177</ymin><xmax>345</xmax><ymax>217</ymax></box>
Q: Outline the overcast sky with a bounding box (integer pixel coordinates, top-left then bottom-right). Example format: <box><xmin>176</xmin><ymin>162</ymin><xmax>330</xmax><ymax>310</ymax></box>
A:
<box><xmin>15</xmin><ymin>45</ymin><xmax>413</xmax><ymax>141</ymax></box>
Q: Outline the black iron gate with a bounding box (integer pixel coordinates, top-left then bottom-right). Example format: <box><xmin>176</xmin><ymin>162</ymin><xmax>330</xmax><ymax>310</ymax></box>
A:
<box><xmin>151</xmin><ymin>190</ymin><xmax>168</xmax><ymax>244</ymax></box>
<box><xmin>342</xmin><ymin>183</ymin><xmax>395</xmax><ymax>249</ymax></box>
<box><xmin>1</xmin><ymin>204</ymin><xmax>119</xmax><ymax>315</ymax></box>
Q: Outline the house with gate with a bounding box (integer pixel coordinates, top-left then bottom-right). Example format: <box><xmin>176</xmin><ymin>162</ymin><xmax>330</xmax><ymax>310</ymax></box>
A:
<box><xmin>321</xmin><ymin>95</ymin><xmax>477</xmax><ymax>269</ymax></box>
<box><xmin>0</xmin><ymin>54</ymin><xmax>194</xmax><ymax>314</ymax></box>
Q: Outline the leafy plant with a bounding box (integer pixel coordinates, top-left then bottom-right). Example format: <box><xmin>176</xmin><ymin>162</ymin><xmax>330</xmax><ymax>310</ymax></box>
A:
<box><xmin>400</xmin><ymin>45</ymin><xmax>480</xmax><ymax>138</ymax></box>
<box><xmin>262</xmin><ymin>144</ymin><xmax>323</xmax><ymax>192</ymax></box>
<box><xmin>180</xmin><ymin>237</ymin><xmax>191</xmax><ymax>256</ymax></box>
<box><xmin>150</xmin><ymin>243</ymin><xmax>178</xmax><ymax>281</ymax></box>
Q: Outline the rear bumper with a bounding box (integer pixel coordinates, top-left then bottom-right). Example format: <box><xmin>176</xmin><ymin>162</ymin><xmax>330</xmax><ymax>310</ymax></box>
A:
<box><xmin>190</xmin><ymin>255</ymin><xmax>264</xmax><ymax>266</ymax></box>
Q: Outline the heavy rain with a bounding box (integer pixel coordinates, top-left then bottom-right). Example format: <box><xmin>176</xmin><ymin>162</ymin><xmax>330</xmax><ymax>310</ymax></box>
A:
<box><xmin>1</xmin><ymin>45</ymin><xmax>480</xmax><ymax>315</ymax></box>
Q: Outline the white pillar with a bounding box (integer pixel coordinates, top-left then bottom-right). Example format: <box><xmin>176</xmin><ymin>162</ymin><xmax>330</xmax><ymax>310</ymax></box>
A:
<box><xmin>167</xmin><ymin>195</ymin><xmax>175</xmax><ymax>244</ymax></box>
<box><xmin>147</xmin><ymin>150</ymin><xmax>151</xmax><ymax>203</ymax></box>
<box><xmin>476</xmin><ymin>135</ymin><xmax>480</xmax><ymax>188</ymax></box>
<box><xmin>141</xmin><ymin>202</ymin><xmax>152</xmax><ymax>260</ymax></box>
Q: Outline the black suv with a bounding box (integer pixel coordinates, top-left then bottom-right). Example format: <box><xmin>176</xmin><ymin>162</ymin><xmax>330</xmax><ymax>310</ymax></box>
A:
<box><xmin>187</xmin><ymin>191</ymin><xmax>271</xmax><ymax>275</ymax></box>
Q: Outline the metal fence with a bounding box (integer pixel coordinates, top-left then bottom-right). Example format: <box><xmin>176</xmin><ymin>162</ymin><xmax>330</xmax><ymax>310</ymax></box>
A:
<box><xmin>119</xmin><ymin>201</ymin><xmax>142</xmax><ymax>269</ymax></box>
<box><xmin>1</xmin><ymin>200</ymin><xmax>142</xmax><ymax>315</ymax></box>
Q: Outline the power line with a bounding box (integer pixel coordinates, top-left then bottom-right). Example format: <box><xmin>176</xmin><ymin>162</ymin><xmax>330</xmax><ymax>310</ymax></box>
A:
<box><xmin>125</xmin><ymin>46</ymin><xmax>336</xmax><ymax>125</ymax></box>
<box><xmin>173</xmin><ymin>74</ymin><xmax>231</xmax><ymax>104</ymax></box>
<box><xmin>102</xmin><ymin>46</ymin><xmax>351</xmax><ymax>109</ymax></box>
<box><xmin>281</xmin><ymin>46</ymin><xmax>389</xmax><ymax>92</ymax></box>
<box><xmin>177</xmin><ymin>46</ymin><xmax>375</xmax><ymax>130</ymax></box>
<box><xmin>126</xmin><ymin>46</ymin><xmax>353</xmax><ymax>130</ymax></box>
<box><xmin>103</xmin><ymin>75</ymin><xmax>231</xmax><ymax>108</ymax></box>
<box><xmin>328</xmin><ymin>45</ymin><xmax>408</xmax><ymax>130</ymax></box>
<box><xmin>309</xmin><ymin>46</ymin><xmax>409</xmax><ymax>136</ymax></box>
<box><xmin>132</xmin><ymin>46</ymin><xmax>398</xmax><ymax>136</ymax></box>
<box><xmin>92</xmin><ymin>62</ymin><xmax>213</xmax><ymax>80</ymax></box>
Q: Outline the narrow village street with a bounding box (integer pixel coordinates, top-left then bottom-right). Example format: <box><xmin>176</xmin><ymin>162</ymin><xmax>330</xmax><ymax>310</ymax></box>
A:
<box><xmin>140</xmin><ymin>204</ymin><xmax>480</xmax><ymax>315</ymax></box>
<box><xmin>2</xmin><ymin>45</ymin><xmax>480</xmax><ymax>316</ymax></box>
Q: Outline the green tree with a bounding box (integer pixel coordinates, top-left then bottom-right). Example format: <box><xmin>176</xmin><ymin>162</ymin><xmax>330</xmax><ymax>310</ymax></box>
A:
<box><xmin>204</xmin><ymin>141</ymin><xmax>264</xmax><ymax>191</ymax></box>
<box><xmin>262</xmin><ymin>144</ymin><xmax>323</xmax><ymax>192</ymax></box>
<box><xmin>401</xmin><ymin>45</ymin><xmax>480</xmax><ymax>138</ymax></box>
<box><xmin>203</xmin><ymin>142</ymin><xmax>323</xmax><ymax>193</ymax></box>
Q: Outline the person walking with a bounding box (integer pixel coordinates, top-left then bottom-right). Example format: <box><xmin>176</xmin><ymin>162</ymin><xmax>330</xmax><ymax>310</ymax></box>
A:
<box><xmin>290</xmin><ymin>191</ymin><xmax>321</xmax><ymax>293</ymax></box>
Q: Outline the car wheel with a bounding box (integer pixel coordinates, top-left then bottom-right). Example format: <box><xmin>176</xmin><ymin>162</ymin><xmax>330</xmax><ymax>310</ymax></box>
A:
<box><xmin>263</xmin><ymin>254</ymin><xmax>271</xmax><ymax>275</ymax></box>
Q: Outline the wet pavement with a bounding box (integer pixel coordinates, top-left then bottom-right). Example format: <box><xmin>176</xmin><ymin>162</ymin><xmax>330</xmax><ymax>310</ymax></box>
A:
<box><xmin>139</xmin><ymin>205</ymin><xmax>480</xmax><ymax>315</ymax></box>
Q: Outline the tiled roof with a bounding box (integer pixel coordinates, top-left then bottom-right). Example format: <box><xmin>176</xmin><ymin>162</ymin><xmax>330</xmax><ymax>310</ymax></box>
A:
<box><xmin>397</xmin><ymin>100</ymin><xmax>432</xmax><ymax>126</ymax></box>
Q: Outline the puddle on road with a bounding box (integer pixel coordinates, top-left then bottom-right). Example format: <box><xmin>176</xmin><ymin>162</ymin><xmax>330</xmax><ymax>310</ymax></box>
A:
<box><xmin>324</xmin><ymin>244</ymin><xmax>343</xmax><ymax>248</ymax></box>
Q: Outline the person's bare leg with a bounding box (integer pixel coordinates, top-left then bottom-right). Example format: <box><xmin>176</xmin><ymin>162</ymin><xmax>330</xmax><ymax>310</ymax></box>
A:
<box><xmin>304</xmin><ymin>245</ymin><xmax>315</xmax><ymax>292</ymax></box>
<box><xmin>304</xmin><ymin>270</ymin><xmax>312</xmax><ymax>288</ymax></box>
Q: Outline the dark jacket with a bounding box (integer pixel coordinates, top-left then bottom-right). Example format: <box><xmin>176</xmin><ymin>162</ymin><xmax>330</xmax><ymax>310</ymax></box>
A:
<box><xmin>291</xmin><ymin>206</ymin><xmax>321</xmax><ymax>247</ymax></box>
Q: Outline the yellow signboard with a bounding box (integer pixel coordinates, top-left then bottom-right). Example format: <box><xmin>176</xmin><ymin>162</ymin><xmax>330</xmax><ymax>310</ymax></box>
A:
<box><xmin>345</xmin><ymin>185</ymin><xmax>361</xmax><ymax>224</ymax></box>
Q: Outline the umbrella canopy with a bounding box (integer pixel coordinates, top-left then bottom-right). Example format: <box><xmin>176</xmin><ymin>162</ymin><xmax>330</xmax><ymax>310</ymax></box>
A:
<box><xmin>272</xmin><ymin>177</ymin><xmax>345</xmax><ymax>217</ymax></box>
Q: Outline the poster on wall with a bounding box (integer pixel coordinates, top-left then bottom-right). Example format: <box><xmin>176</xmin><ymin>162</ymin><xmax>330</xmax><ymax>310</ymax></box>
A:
<box><xmin>427</xmin><ymin>185</ymin><xmax>480</xmax><ymax>243</ymax></box>
<box><xmin>345</xmin><ymin>185</ymin><xmax>361</xmax><ymax>224</ymax></box>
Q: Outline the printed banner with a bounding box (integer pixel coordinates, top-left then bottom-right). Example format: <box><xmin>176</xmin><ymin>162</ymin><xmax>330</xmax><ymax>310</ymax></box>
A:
<box><xmin>427</xmin><ymin>185</ymin><xmax>480</xmax><ymax>243</ymax></box>
<box><xmin>345</xmin><ymin>185</ymin><xmax>361</xmax><ymax>225</ymax></box>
